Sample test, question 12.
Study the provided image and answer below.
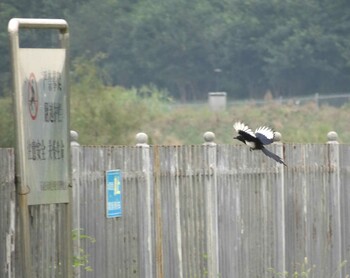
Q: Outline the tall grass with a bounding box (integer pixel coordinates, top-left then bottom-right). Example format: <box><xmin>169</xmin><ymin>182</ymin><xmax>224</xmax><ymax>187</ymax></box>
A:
<box><xmin>2</xmin><ymin>56</ymin><xmax>349</xmax><ymax>147</ymax></box>
<box><xmin>142</xmin><ymin>100</ymin><xmax>350</xmax><ymax>145</ymax></box>
<box><xmin>1</xmin><ymin>86</ymin><xmax>349</xmax><ymax>147</ymax></box>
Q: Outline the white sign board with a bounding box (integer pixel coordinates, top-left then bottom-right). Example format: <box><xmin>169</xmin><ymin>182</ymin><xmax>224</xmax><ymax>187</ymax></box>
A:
<box><xmin>18</xmin><ymin>48</ymin><xmax>69</xmax><ymax>205</ymax></box>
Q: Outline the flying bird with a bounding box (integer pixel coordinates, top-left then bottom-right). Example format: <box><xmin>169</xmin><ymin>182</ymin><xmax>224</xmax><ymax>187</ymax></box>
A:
<box><xmin>233</xmin><ymin>121</ymin><xmax>286</xmax><ymax>166</ymax></box>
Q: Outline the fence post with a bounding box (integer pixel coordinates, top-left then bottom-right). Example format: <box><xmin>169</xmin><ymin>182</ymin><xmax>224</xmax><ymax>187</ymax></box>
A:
<box><xmin>327</xmin><ymin>131</ymin><xmax>342</xmax><ymax>277</ymax></box>
<box><xmin>136</xmin><ymin>133</ymin><xmax>154</xmax><ymax>278</ymax></box>
<box><xmin>273</xmin><ymin>132</ymin><xmax>286</xmax><ymax>274</ymax></box>
<box><xmin>70</xmin><ymin>130</ymin><xmax>81</xmax><ymax>278</ymax></box>
<box><xmin>203</xmin><ymin>132</ymin><xmax>219</xmax><ymax>277</ymax></box>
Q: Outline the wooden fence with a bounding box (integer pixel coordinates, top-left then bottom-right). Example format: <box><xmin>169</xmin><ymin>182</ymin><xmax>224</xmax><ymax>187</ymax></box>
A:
<box><xmin>0</xmin><ymin>148</ymin><xmax>72</xmax><ymax>278</ymax></box>
<box><xmin>1</xmin><ymin>132</ymin><xmax>350</xmax><ymax>277</ymax></box>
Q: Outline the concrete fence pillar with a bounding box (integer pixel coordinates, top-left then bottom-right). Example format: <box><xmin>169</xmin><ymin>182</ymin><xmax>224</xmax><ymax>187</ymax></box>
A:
<box><xmin>70</xmin><ymin>130</ymin><xmax>81</xmax><ymax>278</ymax></box>
<box><xmin>135</xmin><ymin>132</ymin><xmax>154</xmax><ymax>278</ymax></box>
<box><xmin>327</xmin><ymin>131</ymin><xmax>342</xmax><ymax>278</ymax></box>
<box><xmin>273</xmin><ymin>131</ymin><xmax>286</xmax><ymax>274</ymax></box>
<box><xmin>203</xmin><ymin>131</ymin><xmax>219</xmax><ymax>277</ymax></box>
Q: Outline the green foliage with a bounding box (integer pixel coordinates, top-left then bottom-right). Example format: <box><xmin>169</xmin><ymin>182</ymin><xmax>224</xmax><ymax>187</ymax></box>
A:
<box><xmin>2</xmin><ymin>70</ymin><xmax>350</xmax><ymax>147</ymax></box>
<box><xmin>0</xmin><ymin>0</ymin><xmax>87</xmax><ymax>96</ymax></box>
<box><xmin>138</xmin><ymin>100</ymin><xmax>350</xmax><ymax>145</ymax></box>
<box><xmin>70</xmin><ymin>57</ymin><xmax>172</xmax><ymax>145</ymax></box>
<box><xmin>267</xmin><ymin>257</ymin><xmax>315</xmax><ymax>277</ymax></box>
<box><xmin>267</xmin><ymin>257</ymin><xmax>349</xmax><ymax>278</ymax></box>
<box><xmin>65</xmin><ymin>51</ymin><xmax>339</xmax><ymax>146</ymax></box>
<box><xmin>0</xmin><ymin>2</ymin><xmax>18</xmax><ymax>96</ymax></box>
<box><xmin>64</xmin><ymin>0</ymin><xmax>350</xmax><ymax>99</ymax></box>
<box><xmin>1</xmin><ymin>0</ymin><xmax>350</xmax><ymax>99</ymax></box>
<box><xmin>72</xmin><ymin>229</ymin><xmax>95</xmax><ymax>273</ymax></box>
<box><xmin>1</xmin><ymin>56</ymin><xmax>350</xmax><ymax>147</ymax></box>
<box><xmin>0</xmin><ymin>97</ymin><xmax>15</xmax><ymax>147</ymax></box>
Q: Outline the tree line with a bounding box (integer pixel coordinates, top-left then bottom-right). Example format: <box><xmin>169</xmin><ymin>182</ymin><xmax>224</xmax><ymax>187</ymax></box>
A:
<box><xmin>1</xmin><ymin>0</ymin><xmax>350</xmax><ymax>100</ymax></box>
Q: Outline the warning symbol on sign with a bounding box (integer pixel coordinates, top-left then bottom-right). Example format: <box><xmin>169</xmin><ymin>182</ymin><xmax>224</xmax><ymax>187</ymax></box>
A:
<box><xmin>28</xmin><ymin>73</ymin><xmax>39</xmax><ymax>120</ymax></box>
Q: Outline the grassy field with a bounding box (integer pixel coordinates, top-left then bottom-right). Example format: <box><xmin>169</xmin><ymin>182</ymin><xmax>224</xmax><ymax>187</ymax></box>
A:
<box><xmin>139</xmin><ymin>100</ymin><xmax>350</xmax><ymax>145</ymax></box>
<box><xmin>1</xmin><ymin>88</ymin><xmax>349</xmax><ymax>147</ymax></box>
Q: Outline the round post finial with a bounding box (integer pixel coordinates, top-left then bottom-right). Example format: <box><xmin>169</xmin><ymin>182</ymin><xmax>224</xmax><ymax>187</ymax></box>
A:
<box><xmin>70</xmin><ymin>130</ymin><xmax>80</xmax><ymax>146</ymax></box>
<box><xmin>327</xmin><ymin>131</ymin><xmax>338</xmax><ymax>144</ymax></box>
<box><xmin>273</xmin><ymin>131</ymin><xmax>282</xmax><ymax>143</ymax></box>
<box><xmin>136</xmin><ymin>132</ymin><xmax>149</xmax><ymax>146</ymax></box>
<box><xmin>203</xmin><ymin>131</ymin><xmax>216</xmax><ymax>146</ymax></box>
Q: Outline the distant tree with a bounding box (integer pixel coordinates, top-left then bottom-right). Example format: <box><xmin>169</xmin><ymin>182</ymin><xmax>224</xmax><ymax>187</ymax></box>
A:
<box><xmin>126</xmin><ymin>0</ymin><xmax>218</xmax><ymax>100</ymax></box>
<box><xmin>261</xmin><ymin>0</ymin><xmax>350</xmax><ymax>96</ymax></box>
<box><xmin>1</xmin><ymin>0</ymin><xmax>350</xmax><ymax>100</ymax></box>
<box><xmin>0</xmin><ymin>0</ymin><xmax>87</xmax><ymax>96</ymax></box>
<box><xmin>0</xmin><ymin>97</ymin><xmax>14</xmax><ymax>147</ymax></box>
<box><xmin>0</xmin><ymin>2</ymin><xmax>19</xmax><ymax>96</ymax></box>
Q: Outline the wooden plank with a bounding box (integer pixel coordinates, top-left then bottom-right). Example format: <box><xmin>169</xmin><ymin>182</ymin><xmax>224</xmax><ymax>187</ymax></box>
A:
<box><xmin>0</xmin><ymin>149</ymin><xmax>16</xmax><ymax>277</ymax></box>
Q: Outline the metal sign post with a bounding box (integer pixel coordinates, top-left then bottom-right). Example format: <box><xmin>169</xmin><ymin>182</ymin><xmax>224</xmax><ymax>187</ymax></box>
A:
<box><xmin>9</xmin><ymin>18</ymin><xmax>71</xmax><ymax>205</ymax></box>
<box><xmin>8</xmin><ymin>18</ymin><xmax>72</xmax><ymax>277</ymax></box>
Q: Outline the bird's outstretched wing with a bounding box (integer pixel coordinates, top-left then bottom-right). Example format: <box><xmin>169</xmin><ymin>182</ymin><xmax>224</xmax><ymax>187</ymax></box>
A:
<box><xmin>261</xmin><ymin>147</ymin><xmax>287</xmax><ymax>166</ymax></box>
<box><xmin>255</xmin><ymin>126</ymin><xmax>274</xmax><ymax>145</ymax></box>
<box><xmin>233</xmin><ymin>122</ymin><xmax>256</xmax><ymax>140</ymax></box>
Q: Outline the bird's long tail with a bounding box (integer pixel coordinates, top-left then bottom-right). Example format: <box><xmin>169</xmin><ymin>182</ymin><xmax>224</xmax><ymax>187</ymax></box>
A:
<box><xmin>261</xmin><ymin>147</ymin><xmax>287</xmax><ymax>166</ymax></box>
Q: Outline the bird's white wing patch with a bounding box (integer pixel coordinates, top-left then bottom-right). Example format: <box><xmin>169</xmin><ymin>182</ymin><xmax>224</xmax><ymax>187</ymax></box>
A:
<box><xmin>233</xmin><ymin>122</ymin><xmax>255</xmax><ymax>137</ymax></box>
<box><xmin>255</xmin><ymin>126</ymin><xmax>274</xmax><ymax>140</ymax></box>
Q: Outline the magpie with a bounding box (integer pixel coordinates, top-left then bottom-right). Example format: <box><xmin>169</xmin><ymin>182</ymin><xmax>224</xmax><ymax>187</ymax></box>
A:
<box><xmin>233</xmin><ymin>121</ymin><xmax>286</xmax><ymax>166</ymax></box>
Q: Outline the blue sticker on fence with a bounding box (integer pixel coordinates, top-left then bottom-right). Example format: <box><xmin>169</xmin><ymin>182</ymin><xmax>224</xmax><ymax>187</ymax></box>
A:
<box><xmin>106</xmin><ymin>170</ymin><xmax>122</xmax><ymax>218</ymax></box>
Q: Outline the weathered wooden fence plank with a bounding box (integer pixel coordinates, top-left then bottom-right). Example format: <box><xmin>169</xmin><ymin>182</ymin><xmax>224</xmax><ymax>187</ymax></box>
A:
<box><xmin>156</xmin><ymin>146</ymin><xmax>183</xmax><ymax>278</ymax></box>
<box><xmin>340</xmin><ymin>144</ymin><xmax>350</xmax><ymax>277</ymax></box>
<box><xmin>0</xmin><ymin>149</ymin><xmax>15</xmax><ymax>278</ymax></box>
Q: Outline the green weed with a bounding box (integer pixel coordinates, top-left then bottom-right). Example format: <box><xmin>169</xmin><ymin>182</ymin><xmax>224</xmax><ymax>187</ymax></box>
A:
<box><xmin>72</xmin><ymin>229</ymin><xmax>96</xmax><ymax>274</ymax></box>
